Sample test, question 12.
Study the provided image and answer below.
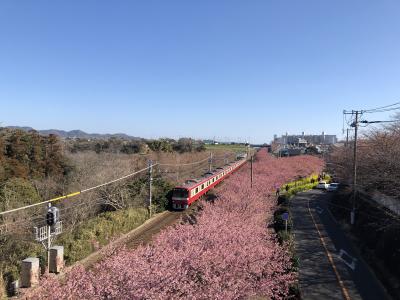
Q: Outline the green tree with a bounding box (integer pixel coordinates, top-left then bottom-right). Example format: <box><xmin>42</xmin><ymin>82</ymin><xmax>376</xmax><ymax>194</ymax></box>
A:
<box><xmin>0</xmin><ymin>178</ymin><xmax>42</xmax><ymax>211</ymax></box>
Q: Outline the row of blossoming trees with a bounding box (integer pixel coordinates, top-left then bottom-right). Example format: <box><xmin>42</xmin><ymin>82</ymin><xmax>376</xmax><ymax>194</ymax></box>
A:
<box><xmin>28</xmin><ymin>149</ymin><xmax>323</xmax><ymax>299</ymax></box>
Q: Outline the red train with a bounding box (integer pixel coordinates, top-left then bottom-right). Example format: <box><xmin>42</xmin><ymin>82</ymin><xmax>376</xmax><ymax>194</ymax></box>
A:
<box><xmin>171</xmin><ymin>158</ymin><xmax>247</xmax><ymax>209</ymax></box>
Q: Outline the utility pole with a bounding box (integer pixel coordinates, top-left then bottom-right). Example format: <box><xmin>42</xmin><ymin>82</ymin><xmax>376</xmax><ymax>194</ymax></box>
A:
<box><xmin>250</xmin><ymin>155</ymin><xmax>253</xmax><ymax>188</ymax></box>
<box><xmin>148</xmin><ymin>160</ymin><xmax>153</xmax><ymax>217</ymax></box>
<box><xmin>343</xmin><ymin>109</ymin><xmax>362</xmax><ymax>225</ymax></box>
<box><xmin>351</xmin><ymin>111</ymin><xmax>359</xmax><ymax>225</ymax></box>
<box><xmin>346</xmin><ymin>128</ymin><xmax>350</xmax><ymax>147</ymax></box>
<box><xmin>209</xmin><ymin>152</ymin><xmax>213</xmax><ymax>172</ymax></box>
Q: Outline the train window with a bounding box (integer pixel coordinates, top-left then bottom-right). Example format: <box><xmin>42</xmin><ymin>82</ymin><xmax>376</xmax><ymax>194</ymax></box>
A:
<box><xmin>173</xmin><ymin>188</ymin><xmax>188</xmax><ymax>198</ymax></box>
<box><xmin>195</xmin><ymin>187</ymin><xmax>199</xmax><ymax>194</ymax></box>
<box><xmin>201</xmin><ymin>184</ymin><xmax>204</xmax><ymax>189</ymax></box>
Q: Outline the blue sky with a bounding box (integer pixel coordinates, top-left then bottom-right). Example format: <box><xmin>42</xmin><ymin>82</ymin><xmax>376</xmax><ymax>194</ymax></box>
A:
<box><xmin>1</xmin><ymin>1</ymin><xmax>400</xmax><ymax>143</ymax></box>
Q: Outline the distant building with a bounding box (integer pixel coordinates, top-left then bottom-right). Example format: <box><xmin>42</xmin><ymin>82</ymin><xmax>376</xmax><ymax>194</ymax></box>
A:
<box><xmin>203</xmin><ymin>139</ymin><xmax>214</xmax><ymax>145</ymax></box>
<box><xmin>274</xmin><ymin>132</ymin><xmax>337</xmax><ymax>145</ymax></box>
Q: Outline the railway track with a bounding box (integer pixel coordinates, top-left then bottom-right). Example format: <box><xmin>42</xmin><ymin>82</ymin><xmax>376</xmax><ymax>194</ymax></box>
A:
<box><xmin>79</xmin><ymin>202</ymin><xmax>202</xmax><ymax>269</ymax></box>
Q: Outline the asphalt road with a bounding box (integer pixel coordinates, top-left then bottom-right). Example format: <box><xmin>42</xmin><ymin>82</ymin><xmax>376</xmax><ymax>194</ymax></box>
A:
<box><xmin>291</xmin><ymin>189</ymin><xmax>391</xmax><ymax>300</ymax></box>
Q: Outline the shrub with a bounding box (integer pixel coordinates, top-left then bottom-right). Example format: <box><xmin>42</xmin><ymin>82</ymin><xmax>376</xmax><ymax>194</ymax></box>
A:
<box><xmin>277</xmin><ymin>230</ymin><xmax>291</xmax><ymax>244</ymax></box>
<box><xmin>0</xmin><ymin>237</ymin><xmax>43</xmax><ymax>289</ymax></box>
<box><xmin>376</xmin><ymin>225</ymin><xmax>400</xmax><ymax>277</ymax></box>
<box><xmin>274</xmin><ymin>207</ymin><xmax>292</xmax><ymax>233</ymax></box>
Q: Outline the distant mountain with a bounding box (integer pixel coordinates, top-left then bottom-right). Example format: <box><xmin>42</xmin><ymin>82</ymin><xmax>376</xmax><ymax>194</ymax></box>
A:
<box><xmin>4</xmin><ymin>126</ymin><xmax>141</xmax><ymax>140</ymax></box>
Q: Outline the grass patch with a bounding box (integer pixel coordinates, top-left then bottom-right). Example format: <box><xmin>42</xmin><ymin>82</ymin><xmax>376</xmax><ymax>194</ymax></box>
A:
<box><xmin>204</xmin><ymin>144</ymin><xmax>249</xmax><ymax>153</ymax></box>
<box><xmin>59</xmin><ymin>207</ymin><xmax>148</xmax><ymax>264</ymax></box>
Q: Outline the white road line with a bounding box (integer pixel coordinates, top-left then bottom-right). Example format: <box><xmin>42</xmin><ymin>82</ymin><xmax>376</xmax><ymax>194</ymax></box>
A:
<box><xmin>339</xmin><ymin>249</ymin><xmax>358</xmax><ymax>271</ymax></box>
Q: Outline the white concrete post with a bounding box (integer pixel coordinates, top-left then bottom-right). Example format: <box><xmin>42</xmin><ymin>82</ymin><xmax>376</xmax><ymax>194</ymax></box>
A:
<box><xmin>21</xmin><ymin>257</ymin><xmax>39</xmax><ymax>288</ymax></box>
<box><xmin>49</xmin><ymin>246</ymin><xmax>64</xmax><ymax>274</ymax></box>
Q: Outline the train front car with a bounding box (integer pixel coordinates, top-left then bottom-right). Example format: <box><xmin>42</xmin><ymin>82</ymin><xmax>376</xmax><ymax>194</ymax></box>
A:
<box><xmin>172</xmin><ymin>187</ymin><xmax>190</xmax><ymax>209</ymax></box>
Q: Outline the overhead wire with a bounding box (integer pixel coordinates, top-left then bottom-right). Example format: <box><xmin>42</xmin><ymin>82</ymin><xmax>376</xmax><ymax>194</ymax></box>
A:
<box><xmin>363</xmin><ymin>101</ymin><xmax>400</xmax><ymax>113</ymax></box>
<box><xmin>0</xmin><ymin>191</ymin><xmax>126</xmax><ymax>232</ymax></box>
<box><xmin>0</xmin><ymin>151</ymin><xmax>236</xmax><ymax>217</ymax></box>
<box><xmin>0</xmin><ymin>164</ymin><xmax>155</xmax><ymax>216</ymax></box>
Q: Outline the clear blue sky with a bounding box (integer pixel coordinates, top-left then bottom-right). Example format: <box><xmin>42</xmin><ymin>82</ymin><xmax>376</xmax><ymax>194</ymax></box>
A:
<box><xmin>1</xmin><ymin>1</ymin><xmax>400</xmax><ymax>143</ymax></box>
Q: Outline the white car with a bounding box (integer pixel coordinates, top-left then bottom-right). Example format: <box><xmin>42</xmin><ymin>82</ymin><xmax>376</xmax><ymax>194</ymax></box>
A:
<box><xmin>327</xmin><ymin>183</ymin><xmax>339</xmax><ymax>191</ymax></box>
<box><xmin>316</xmin><ymin>181</ymin><xmax>329</xmax><ymax>189</ymax></box>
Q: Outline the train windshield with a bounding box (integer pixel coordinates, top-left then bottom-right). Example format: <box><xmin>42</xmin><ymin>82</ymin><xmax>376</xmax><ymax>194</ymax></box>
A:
<box><xmin>173</xmin><ymin>188</ymin><xmax>188</xmax><ymax>198</ymax></box>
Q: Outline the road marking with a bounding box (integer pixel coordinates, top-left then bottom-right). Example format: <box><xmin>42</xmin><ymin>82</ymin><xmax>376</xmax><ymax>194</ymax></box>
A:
<box><xmin>316</xmin><ymin>206</ymin><xmax>324</xmax><ymax>214</ymax></box>
<box><xmin>339</xmin><ymin>249</ymin><xmax>357</xmax><ymax>271</ymax></box>
<box><xmin>307</xmin><ymin>199</ymin><xmax>351</xmax><ymax>300</ymax></box>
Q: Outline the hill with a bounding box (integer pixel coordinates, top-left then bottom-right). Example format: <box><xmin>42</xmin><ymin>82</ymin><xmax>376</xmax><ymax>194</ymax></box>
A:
<box><xmin>5</xmin><ymin>126</ymin><xmax>141</xmax><ymax>140</ymax></box>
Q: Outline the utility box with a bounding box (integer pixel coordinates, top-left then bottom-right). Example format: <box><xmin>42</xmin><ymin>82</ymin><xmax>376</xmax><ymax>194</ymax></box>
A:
<box><xmin>49</xmin><ymin>246</ymin><xmax>64</xmax><ymax>274</ymax></box>
<box><xmin>21</xmin><ymin>257</ymin><xmax>39</xmax><ymax>288</ymax></box>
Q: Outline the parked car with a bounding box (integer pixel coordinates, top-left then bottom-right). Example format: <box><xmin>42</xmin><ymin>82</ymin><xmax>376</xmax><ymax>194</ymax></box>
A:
<box><xmin>327</xmin><ymin>183</ymin><xmax>339</xmax><ymax>192</ymax></box>
<box><xmin>316</xmin><ymin>181</ymin><xmax>329</xmax><ymax>189</ymax></box>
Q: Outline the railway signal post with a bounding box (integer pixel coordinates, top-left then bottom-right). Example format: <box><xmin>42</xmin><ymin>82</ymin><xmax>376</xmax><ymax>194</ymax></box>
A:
<box><xmin>34</xmin><ymin>203</ymin><xmax>62</xmax><ymax>270</ymax></box>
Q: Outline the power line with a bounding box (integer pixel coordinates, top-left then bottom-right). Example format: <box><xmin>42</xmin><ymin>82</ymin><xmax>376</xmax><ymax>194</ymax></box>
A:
<box><xmin>0</xmin><ymin>152</ymin><xmax>236</xmax><ymax>217</ymax></box>
<box><xmin>360</xmin><ymin>120</ymin><xmax>400</xmax><ymax>124</ymax></box>
<box><xmin>363</xmin><ymin>101</ymin><xmax>400</xmax><ymax>113</ymax></box>
<box><xmin>0</xmin><ymin>165</ymin><xmax>155</xmax><ymax>216</ymax></box>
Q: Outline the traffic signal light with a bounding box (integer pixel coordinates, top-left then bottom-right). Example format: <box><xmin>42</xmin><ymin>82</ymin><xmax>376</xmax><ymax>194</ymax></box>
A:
<box><xmin>46</xmin><ymin>211</ymin><xmax>55</xmax><ymax>226</ymax></box>
<box><xmin>46</xmin><ymin>207</ymin><xmax>59</xmax><ymax>226</ymax></box>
